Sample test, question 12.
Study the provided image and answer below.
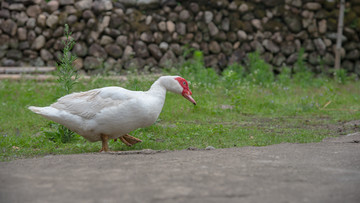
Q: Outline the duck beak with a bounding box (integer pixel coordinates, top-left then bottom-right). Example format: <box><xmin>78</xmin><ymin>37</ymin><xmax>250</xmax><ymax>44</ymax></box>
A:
<box><xmin>182</xmin><ymin>90</ymin><xmax>196</xmax><ymax>105</ymax></box>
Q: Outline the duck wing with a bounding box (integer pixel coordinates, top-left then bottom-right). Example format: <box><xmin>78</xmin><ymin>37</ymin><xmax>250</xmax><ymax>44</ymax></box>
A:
<box><xmin>51</xmin><ymin>87</ymin><xmax>137</xmax><ymax>120</ymax></box>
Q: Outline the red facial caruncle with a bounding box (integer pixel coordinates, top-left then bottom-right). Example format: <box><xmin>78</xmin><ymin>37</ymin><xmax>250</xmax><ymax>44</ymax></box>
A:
<box><xmin>175</xmin><ymin>77</ymin><xmax>196</xmax><ymax>105</ymax></box>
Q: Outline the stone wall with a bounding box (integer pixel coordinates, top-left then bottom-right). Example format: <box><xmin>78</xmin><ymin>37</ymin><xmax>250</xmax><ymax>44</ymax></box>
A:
<box><xmin>0</xmin><ymin>0</ymin><xmax>360</xmax><ymax>75</ymax></box>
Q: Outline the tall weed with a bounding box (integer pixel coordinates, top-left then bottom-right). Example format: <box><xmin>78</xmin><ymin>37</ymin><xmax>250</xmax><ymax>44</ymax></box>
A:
<box><xmin>45</xmin><ymin>24</ymin><xmax>78</xmax><ymax>143</ymax></box>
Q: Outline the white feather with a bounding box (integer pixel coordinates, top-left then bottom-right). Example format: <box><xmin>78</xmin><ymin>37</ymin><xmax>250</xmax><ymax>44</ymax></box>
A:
<box><xmin>28</xmin><ymin>76</ymin><xmax>187</xmax><ymax>142</ymax></box>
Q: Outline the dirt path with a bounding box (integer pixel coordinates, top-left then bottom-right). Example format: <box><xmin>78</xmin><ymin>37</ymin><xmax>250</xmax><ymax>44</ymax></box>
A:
<box><xmin>1</xmin><ymin>133</ymin><xmax>359</xmax><ymax>203</ymax></box>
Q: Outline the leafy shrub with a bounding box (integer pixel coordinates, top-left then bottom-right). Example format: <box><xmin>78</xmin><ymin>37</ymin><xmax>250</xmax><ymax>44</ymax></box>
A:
<box><xmin>246</xmin><ymin>52</ymin><xmax>274</xmax><ymax>85</ymax></box>
<box><xmin>293</xmin><ymin>48</ymin><xmax>314</xmax><ymax>85</ymax></box>
<box><xmin>179</xmin><ymin>50</ymin><xmax>219</xmax><ymax>86</ymax></box>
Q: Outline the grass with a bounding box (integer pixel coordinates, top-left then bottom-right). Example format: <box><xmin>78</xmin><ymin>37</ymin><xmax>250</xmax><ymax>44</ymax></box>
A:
<box><xmin>1</xmin><ymin>74</ymin><xmax>359</xmax><ymax>161</ymax></box>
<box><xmin>1</xmin><ymin>50</ymin><xmax>360</xmax><ymax>161</ymax></box>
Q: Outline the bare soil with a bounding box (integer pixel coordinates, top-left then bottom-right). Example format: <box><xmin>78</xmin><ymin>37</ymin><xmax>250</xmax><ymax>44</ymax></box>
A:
<box><xmin>1</xmin><ymin>132</ymin><xmax>359</xmax><ymax>203</ymax></box>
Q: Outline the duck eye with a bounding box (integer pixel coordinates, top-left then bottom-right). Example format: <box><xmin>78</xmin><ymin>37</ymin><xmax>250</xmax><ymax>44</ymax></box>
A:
<box><xmin>183</xmin><ymin>81</ymin><xmax>186</xmax><ymax>85</ymax></box>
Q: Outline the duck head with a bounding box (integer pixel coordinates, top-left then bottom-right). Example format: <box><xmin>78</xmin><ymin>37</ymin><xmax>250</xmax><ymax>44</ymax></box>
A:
<box><xmin>159</xmin><ymin>76</ymin><xmax>197</xmax><ymax>105</ymax></box>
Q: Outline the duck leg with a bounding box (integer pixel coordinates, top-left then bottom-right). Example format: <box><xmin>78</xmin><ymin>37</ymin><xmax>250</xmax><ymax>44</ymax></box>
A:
<box><xmin>119</xmin><ymin>134</ymin><xmax>142</xmax><ymax>146</ymax></box>
<box><xmin>100</xmin><ymin>134</ymin><xmax>109</xmax><ymax>152</ymax></box>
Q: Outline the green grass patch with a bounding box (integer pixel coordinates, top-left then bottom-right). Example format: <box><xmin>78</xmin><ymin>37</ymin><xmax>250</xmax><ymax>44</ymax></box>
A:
<box><xmin>1</xmin><ymin>50</ymin><xmax>360</xmax><ymax>161</ymax></box>
<box><xmin>1</xmin><ymin>73</ymin><xmax>359</xmax><ymax>161</ymax></box>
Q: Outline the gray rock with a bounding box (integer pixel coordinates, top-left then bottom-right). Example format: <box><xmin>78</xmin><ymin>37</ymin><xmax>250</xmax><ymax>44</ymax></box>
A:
<box><xmin>176</xmin><ymin>22</ymin><xmax>186</xmax><ymax>35</ymax></box>
<box><xmin>209</xmin><ymin>41</ymin><xmax>221</xmax><ymax>54</ymax></box>
<box><xmin>45</xmin><ymin>1</ymin><xmax>59</xmax><ymax>12</ymax></box>
<box><xmin>208</xmin><ymin>22</ymin><xmax>219</xmax><ymax>36</ymax></box>
<box><xmin>1</xmin><ymin>19</ymin><xmax>17</xmax><ymax>36</ymax></box>
<box><xmin>346</xmin><ymin>49</ymin><xmax>359</xmax><ymax>60</ymax></box>
<box><xmin>280</xmin><ymin>42</ymin><xmax>296</xmax><ymax>56</ymax></box>
<box><xmin>220</xmin><ymin>42</ymin><xmax>233</xmax><ymax>55</ymax></box>
<box><xmin>60</xmin><ymin>0</ymin><xmax>75</xmax><ymax>5</ymax></box>
<box><xmin>186</xmin><ymin>22</ymin><xmax>197</xmax><ymax>33</ymax></box>
<box><xmin>262</xmin><ymin>39</ymin><xmax>279</xmax><ymax>53</ymax></box>
<box><xmin>40</xmin><ymin>49</ymin><xmax>53</xmax><ymax>61</ymax></box>
<box><xmin>205</xmin><ymin>146</ymin><xmax>215</xmax><ymax>150</ymax></box>
<box><xmin>179</xmin><ymin>10</ymin><xmax>191</xmax><ymax>22</ymax></box>
<box><xmin>6</xmin><ymin>49</ymin><xmax>22</xmax><ymax>60</ymax></box>
<box><xmin>286</xmin><ymin>53</ymin><xmax>299</xmax><ymax>64</ymax></box>
<box><xmin>75</xmin><ymin>0</ymin><xmax>93</xmax><ymax>11</ymax></box>
<box><xmin>31</xmin><ymin>57</ymin><xmax>45</xmax><ymax>67</ymax></box>
<box><xmin>159</xmin><ymin>50</ymin><xmax>177</xmax><ymax>67</ymax></box>
<box><xmin>122</xmin><ymin>45</ymin><xmax>135</xmax><ymax>60</ymax></box>
<box><xmin>303</xmin><ymin>39</ymin><xmax>314</xmax><ymax>51</ymax></box>
<box><xmin>158</xmin><ymin>21</ymin><xmax>167</xmax><ymax>31</ymax></box>
<box><xmin>73</xmin><ymin>42</ymin><xmax>88</xmax><ymax>57</ymax></box>
<box><xmin>93</xmin><ymin>0</ymin><xmax>113</xmax><ymax>12</ymax></box>
<box><xmin>2</xmin><ymin>59</ymin><xmax>17</xmax><ymax>66</ymax></box>
<box><xmin>17</xmin><ymin>27</ymin><xmax>27</xmax><ymax>41</ymax></box>
<box><xmin>166</xmin><ymin>21</ymin><xmax>175</xmax><ymax>33</ymax></box>
<box><xmin>37</xmin><ymin>14</ymin><xmax>47</xmax><ymax>27</ymax></box>
<box><xmin>100</xmin><ymin>35</ymin><xmax>114</xmax><ymax>45</ymax></box>
<box><xmin>116</xmin><ymin>35</ymin><xmax>128</xmax><ymax>48</ymax></box>
<box><xmin>73</xmin><ymin>58</ymin><xmax>84</xmax><ymax>70</ymax></box>
<box><xmin>169</xmin><ymin>43</ymin><xmax>181</xmax><ymax>55</ymax></box>
<box><xmin>204</xmin><ymin>55</ymin><xmax>218</xmax><ymax>68</ymax></box>
<box><xmin>32</xmin><ymin>35</ymin><xmax>46</xmax><ymax>50</ymax></box>
<box><xmin>105</xmin><ymin>44</ymin><xmax>123</xmax><ymax>58</ymax></box>
<box><xmin>273</xmin><ymin>53</ymin><xmax>286</xmax><ymax>67</ymax></box>
<box><xmin>14</xmin><ymin>12</ymin><xmax>28</xmax><ymax>26</ymax></box>
<box><xmin>0</xmin><ymin>9</ymin><xmax>10</xmax><ymax>19</ymax></box>
<box><xmin>89</xmin><ymin>43</ymin><xmax>108</xmax><ymax>58</ymax></box>
<box><xmin>134</xmin><ymin>40</ymin><xmax>149</xmax><ymax>58</ymax></box>
<box><xmin>19</xmin><ymin>41</ymin><xmax>30</xmax><ymax>50</ymax></box>
<box><xmin>148</xmin><ymin>44</ymin><xmax>162</xmax><ymax>60</ymax></box>
<box><xmin>304</xmin><ymin>2</ymin><xmax>321</xmax><ymax>10</ymax></box>
<box><xmin>140</xmin><ymin>32</ymin><xmax>154</xmax><ymax>43</ymax></box>
<box><xmin>26</xmin><ymin>5</ymin><xmax>41</xmax><ymax>18</ymax></box>
<box><xmin>83</xmin><ymin>10</ymin><xmax>95</xmax><ymax>19</ymax></box>
<box><xmin>318</xmin><ymin>19</ymin><xmax>327</xmax><ymax>34</ymax></box>
<box><xmin>46</xmin><ymin>15</ymin><xmax>59</xmax><ymax>29</ymax></box>
<box><xmin>204</xmin><ymin>11</ymin><xmax>213</xmax><ymax>23</ymax></box>
<box><xmin>9</xmin><ymin>4</ymin><xmax>25</xmax><ymax>11</ymax></box>
<box><xmin>237</xmin><ymin>30</ymin><xmax>247</xmax><ymax>41</ymax></box>
<box><xmin>125</xmin><ymin>57</ymin><xmax>145</xmax><ymax>69</ymax></box>
<box><xmin>313</xmin><ymin>38</ymin><xmax>326</xmax><ymax>55</ymax></box>
<box><xmin>84</xmin><ymin>56</ymin><xmax>102</xmax><ymax>70</ymax></box>
<box><xmin>250</xmin><ymin>41</ymin><xmax>265</xmax><ymax>53</ymax></box>
<box><xmin>66</xmin><ymin>15</ymin><xmax>78</xmax><ymax>25</ymax></box>
<box><xmin>239</xmin><ymin>3</ymin><xmax>249</xmax><ymax>12</ymax></box>
<box><xmin>189</xmin><ymin>2</ymin><xmax>199</xmax><ymax>13</ymax></box>
<box><xmin>27</xmin><ymin>30</ymin><xmax>36</xmax><ymax>42</ymax></box>
<box><xmin>308</xmin><ymin>52</ymin><xmax>319</xmax><ymax>65</ymax></box>
<box><xmin>323</xmin><ymin>53</ymin><xmax>334</xmax><ymax>65</ymax></box>
<box><xmin>221</xmin><ymin>18</ymin><xmax>230</xmax><ymax>31</ymax></box>
<box><xmin>326</xmin><ymin>33</ymin><xmax>347</xmax><ymax>42</ymax></box>
<box><xmin>26</xmin><ymin>18</ymin><xmax>36</xmax><ymax>29</ymax></box>
<box><xmin>251</xmin><ymin>19</ymin><xmax>262</xmax><ymax>30</ymax></box>
<box><xmin>52</xmin><ymin>27</ymin><xmax>63</xmax><ymax>38</ymax></box>
<box><xmin>285</xmin><ymin>15</ymin><xmax>302</xmax><ymax>33</ymax></box>
<box><xmin>160</xmin><ymin>42</ymin><xmax>169</xmax><ymax>52</ymax></box>
<box><xmin>261</xmin><ymin>0</ymin><xmax>284</xmax><ymax>7</ymax></box>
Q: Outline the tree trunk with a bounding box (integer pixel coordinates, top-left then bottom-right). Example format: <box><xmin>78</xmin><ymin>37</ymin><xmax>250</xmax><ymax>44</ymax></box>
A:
<box><xmin>334</xmin><ymin>0</ymin><xmax>345</xmax><ymax>70</ymax></box>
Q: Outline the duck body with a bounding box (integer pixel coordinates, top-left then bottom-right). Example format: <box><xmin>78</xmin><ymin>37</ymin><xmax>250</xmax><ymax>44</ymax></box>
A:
<box><xmin>29</xmin><ymin>76</ymin><xmax>196</xmax><ymax>150</ymax></box>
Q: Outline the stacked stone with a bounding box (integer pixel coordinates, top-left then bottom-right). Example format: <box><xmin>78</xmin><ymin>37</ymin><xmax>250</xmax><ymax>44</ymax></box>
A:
<box><xmin>0</xmin><ymin>0</ymin><xmax>359</xmax><ymax>75</ymax></box>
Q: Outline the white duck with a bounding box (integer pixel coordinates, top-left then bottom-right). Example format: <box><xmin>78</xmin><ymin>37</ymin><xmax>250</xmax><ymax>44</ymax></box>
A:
<box><xmin>29</xmin><ymin>76</ymin><xmax>196</xmax><ymax>152</ymax></box>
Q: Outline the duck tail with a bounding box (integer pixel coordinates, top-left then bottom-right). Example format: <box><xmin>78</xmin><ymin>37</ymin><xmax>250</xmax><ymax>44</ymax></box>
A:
<box><xmin>28</xmin><ymin>106</ymin><xmax>42</xmax><ymax>114</ymax></box>
<box><xmin>28</xmin><ymin>106</ymin><xmax>59</xmax><ymax>118</ymax></box>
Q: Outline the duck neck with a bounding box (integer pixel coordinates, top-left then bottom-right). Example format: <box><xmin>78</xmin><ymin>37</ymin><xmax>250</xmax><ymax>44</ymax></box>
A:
<box><xmin>148</xmin><ymin>79</ymin><xmax>167</xmax><ymax>99</ymax></box>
